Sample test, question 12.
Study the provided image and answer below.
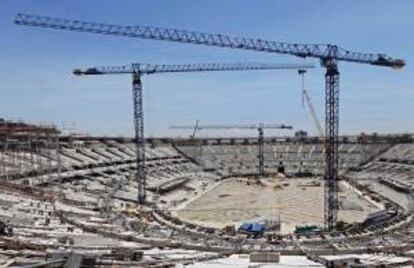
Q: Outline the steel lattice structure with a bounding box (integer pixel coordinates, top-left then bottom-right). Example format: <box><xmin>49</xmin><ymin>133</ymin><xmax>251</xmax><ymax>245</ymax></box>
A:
<box><xmin>132</xmin><ymin>73</ymin><xmax>146</xmax><ymax>204</ymax></box>
<box><xmin>15</xmin><ymin>13</ymin><xmax>405</xmax><ymax>229</ymax></box>
<box><xmin>15</xmin><ymin>13</ymin><xmax>404</xmax><ymax>67</ymax></box>
<box><xmin>73</xmin><ymin>62</ymin><xmax>314</xmax><ymax>75</ymax></box>
<box><xmin>74</xmin><ymin>63</ymin><xmax>310</xmax><ymax>205</ymax></box>
<box><xmin>324</xmin><ymin>62</ymin><xmax>340</xmax><ymax>227</ymax></box>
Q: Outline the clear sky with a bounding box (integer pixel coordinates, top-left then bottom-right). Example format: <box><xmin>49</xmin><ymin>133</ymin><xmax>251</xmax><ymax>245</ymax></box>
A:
<box><xmin>0</xmin><ymin>1</ymin><xmax>412</xmax><ymax>137</ymax></box>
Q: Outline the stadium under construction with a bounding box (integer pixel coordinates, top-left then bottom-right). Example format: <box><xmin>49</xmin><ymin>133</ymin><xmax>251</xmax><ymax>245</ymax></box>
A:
<box><xmin>0</xmin><ymin>9</ymin><xmax>412</xmax><ymax>268</ymax></box>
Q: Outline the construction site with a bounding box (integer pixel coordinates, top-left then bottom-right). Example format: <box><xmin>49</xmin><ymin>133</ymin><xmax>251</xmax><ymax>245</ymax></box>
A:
<box><xmin>0</xmin><ymin>3</ymin><xmax>413</xmax><ymax>268</ymax></box>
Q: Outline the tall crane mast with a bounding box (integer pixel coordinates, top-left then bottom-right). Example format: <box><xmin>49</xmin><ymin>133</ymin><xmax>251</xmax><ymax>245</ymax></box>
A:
<box><xmin>14</xmin><ymin>13</ymin><xmax>405</xmax><ymax>230</ymax></box>
<box><xmin>170</xmin><ymin>123</ymin><xmax>293</xmax><ymax>176</ymax></box>
<box><xmin>73</xmin><ymin>62</ymin><xmax>313</xmax><ymax>205</ymax></box>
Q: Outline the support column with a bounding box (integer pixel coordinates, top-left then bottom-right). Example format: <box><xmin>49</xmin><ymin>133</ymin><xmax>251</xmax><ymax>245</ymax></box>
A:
<box><xmin>324</xmin><ymin>59</ymin><xmax>340</xmax><ymax>230</ymax></box>
<box><xmin>132</xmin><ymin>72</ymin><xmax>147</xmax><ymax>205</ymax></box>
<box><xmin>258</xmin><ymin>126</ymin><xmax>264</xmax><ymax>176</ymax></box>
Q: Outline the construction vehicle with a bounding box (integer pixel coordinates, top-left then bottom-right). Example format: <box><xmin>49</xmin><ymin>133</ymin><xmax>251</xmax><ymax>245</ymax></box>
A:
<box><xmin>294</xmin><ymin>224</ymin><xmax>322</xmax><ymax>236</ymax></box>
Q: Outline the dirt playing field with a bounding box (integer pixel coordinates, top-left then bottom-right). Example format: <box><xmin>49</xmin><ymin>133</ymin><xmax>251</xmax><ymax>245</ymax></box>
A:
<box><xmin>176</xmin><ymin>177</ymin><xmax>380</xmax><ymax>233</ymax></box>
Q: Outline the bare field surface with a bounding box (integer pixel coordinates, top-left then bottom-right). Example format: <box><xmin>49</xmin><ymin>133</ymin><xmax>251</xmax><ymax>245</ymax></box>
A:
<box><xmin>176</xmin><ymin>177</ymin><xmax>379</xmax><ymax>233</ymax></box>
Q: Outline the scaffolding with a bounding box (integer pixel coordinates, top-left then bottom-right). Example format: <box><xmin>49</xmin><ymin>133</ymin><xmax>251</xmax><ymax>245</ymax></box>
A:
<box><xmin>0</xmin><ymin>119</ymin><xmax>61</xmax><ymax>186</ymax></box>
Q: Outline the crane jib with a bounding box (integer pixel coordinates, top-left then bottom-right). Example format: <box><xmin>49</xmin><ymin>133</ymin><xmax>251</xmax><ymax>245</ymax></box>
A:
<box><xmin>73</xmin><ymin>62</ymin><xmax>315</xmax><ymax>76</ymax></box>
<box><xmin>14</xmin><ymin>13</ymin><xmax>405</xmax><ymax>68</ymax></box>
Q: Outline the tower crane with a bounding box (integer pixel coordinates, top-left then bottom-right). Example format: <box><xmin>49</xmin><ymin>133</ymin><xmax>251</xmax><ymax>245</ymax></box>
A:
<box><xmin>170</xmin><ymin>123</ymin><xmax>293</xmax><ymax>176</ymax></box>
<box><xmin>190</xmin><ymin>120</ymin><xmax>200</xmax><ymax>139</ymax></box>
<box><xmin>14</xmin><ymin>13</ymin><xmax>405</xmax><ymax>230</ymax></box>
<box><xmin>298</xmin><ymin>69</ymin><xmax>324</xmax><ymax>138</ymax></box>
<box><xmin>73</xmin><ymin>62</ymin><xmax>313</xmax><ymax>205</ymax></box>
<box><xmin>298</xmin><ymin>69</ymin><xmax>326</xmax><ymax>176</ymax></box>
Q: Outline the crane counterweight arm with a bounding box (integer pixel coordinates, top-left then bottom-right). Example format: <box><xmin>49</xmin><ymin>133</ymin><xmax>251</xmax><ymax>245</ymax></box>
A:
<box><xmin>15</xmin><ymin>13</ymin><xmax>405</xmax><ymax>68</ymax></box>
